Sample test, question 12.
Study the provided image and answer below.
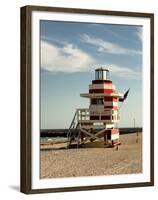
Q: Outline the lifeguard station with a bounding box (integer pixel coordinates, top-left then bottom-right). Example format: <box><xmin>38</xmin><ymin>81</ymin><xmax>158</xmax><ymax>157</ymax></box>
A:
<box><xmin>67</xmin><ymin>67</ymin><xmax>124</xmax><ymax>148</ymax></box>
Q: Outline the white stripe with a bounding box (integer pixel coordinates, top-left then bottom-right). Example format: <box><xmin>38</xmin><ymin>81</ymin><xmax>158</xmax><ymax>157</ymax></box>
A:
<box><xmin>111</xmin><ymin>133</ymin><xmax>119</xmax><ymax>140</ymax></box>
<box><xmin>104</xmin><ymin>101</ymin><xmax>118</xmax><ymax>106</ymax></box>
<box><xmin>89</xmin><ymin>84</ymin><xmax>115</xmax><ymax>90</ymax></box>
<box><xmin>90</xmin><ymin>105</ymin><xmax>104</xmax><ymax>112</ymax></box>
<box><xmin>80</xmin><ymin>93</ymin><xmax>123</xmax><ymax>98</ymax></box>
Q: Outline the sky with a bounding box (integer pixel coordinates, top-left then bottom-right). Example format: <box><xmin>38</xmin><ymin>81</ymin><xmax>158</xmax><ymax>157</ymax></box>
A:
<box><xmin>40</xmin><ymin>20</ymin><xmax>142</xmax><ymax>129</ymax></box>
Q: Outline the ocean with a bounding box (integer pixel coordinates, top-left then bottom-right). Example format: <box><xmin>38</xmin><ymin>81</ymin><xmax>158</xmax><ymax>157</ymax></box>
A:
<box><xmin>40</xmin><ymin>136</ymin><xmax>68</xmax><ymax>143</ymax></box>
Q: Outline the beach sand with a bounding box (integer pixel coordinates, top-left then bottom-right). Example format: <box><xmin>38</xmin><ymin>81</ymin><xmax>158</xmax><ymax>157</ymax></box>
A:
<box><xmin>40</xmin><ymin>132</ymin><xmax>142</xmax><ymax>179</ymax></box>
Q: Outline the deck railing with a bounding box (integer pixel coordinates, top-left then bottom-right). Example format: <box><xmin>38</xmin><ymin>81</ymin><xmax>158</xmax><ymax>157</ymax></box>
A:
<box><xmin>67</xmin><ymin>108</ymin><xmax>120</xmax><ymax>147</ymax></box>
<box><xmin>76</xmin><ymin>108</ymin><xmax>120</xmax><ymax>122</ymax></box>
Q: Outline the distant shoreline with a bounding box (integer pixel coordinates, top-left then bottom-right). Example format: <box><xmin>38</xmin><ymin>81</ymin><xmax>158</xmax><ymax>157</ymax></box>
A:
<box><xmin>40</xmin><ymin>127</ymin><xmax>142</xmax><ymax>138</ymax></box>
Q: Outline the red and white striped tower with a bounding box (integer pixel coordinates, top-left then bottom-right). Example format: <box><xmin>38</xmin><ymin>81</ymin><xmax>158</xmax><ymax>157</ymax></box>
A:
<box><xmin>79</xmin><ymin>67</ymin><xmax>123</xmax><ymax>146</ymax></box>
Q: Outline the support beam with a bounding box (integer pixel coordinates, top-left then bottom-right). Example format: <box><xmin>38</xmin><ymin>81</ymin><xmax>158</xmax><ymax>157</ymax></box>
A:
<box><xmin>80</xmin><ymin>128</ymin><xmax>104</xmax><ymax>143</ymax></box>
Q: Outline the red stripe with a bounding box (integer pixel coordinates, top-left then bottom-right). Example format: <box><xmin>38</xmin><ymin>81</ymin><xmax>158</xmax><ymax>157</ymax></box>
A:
<box><xmin>104</xmin><ymin>106</ymin><xmax>118</xmax><ymax>110</ymax></box>
<box><xmin>89</xmin><ymin>89</ymin><xmax>113</xmax><ymax>94</ymax></box>
<box><xmin>105</xmin><ymin>129</ymin><xmax>119</xmax><ymax>135</ymax></box>
<box><xmin>104</xmin><ymin>97</ymin><xmax>118</xmax><ymax>102</ymax></box>
<box><xmin>92</xmin><ymin>80</ymin><xmax>112</xmax><ymax>84</ymax></box>
<box><xmin>90</xmin><ymin>116</ymin><xmax>111</xmax><ymax>120</ymax></box>
<box><xmin>101</xmin><ymin>116</ymin><xmax>111</xmax><ymax>120</ymax></box>
<box><xmin>90</xmin><ymin>116</ymin><xmax>99</xmax><ymax>120</ymax></box>
<box><xmin>111</xmin><ymin>129</ymin><xmax>119</xmax><ymax>134</ymax></box>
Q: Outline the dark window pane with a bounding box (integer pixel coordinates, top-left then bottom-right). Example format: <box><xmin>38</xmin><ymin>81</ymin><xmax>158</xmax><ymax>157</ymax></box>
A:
<box><xmin>91</xmin><ymin>98</ymin><xmax>104</xmax><ymax>105</ymax></box>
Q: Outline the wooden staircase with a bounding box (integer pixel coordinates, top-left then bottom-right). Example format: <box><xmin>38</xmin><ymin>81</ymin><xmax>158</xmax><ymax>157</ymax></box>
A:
<box><xmin>67</xmin><ymin>110</ymin><xmax>80</xmax><ymax>148</ymax></box>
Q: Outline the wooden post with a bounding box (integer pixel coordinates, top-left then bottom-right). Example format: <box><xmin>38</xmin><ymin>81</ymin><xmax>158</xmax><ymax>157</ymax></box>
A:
<box><xmin>104</xmin><ymin>131</ymin><xmax>107</xmax><ymax>145</ymax></box>
<box><xmin>136</xmin><ymin>132</ymin><xmax>139</xmax><ymax>143</ymax></box>
<box><xmin>77</xmin><ymin>129</ymin><xmax>80</xmax><ymax>148</ymax></box>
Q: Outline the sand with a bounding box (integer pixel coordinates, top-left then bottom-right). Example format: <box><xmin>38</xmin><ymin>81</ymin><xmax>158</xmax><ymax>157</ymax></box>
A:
<box><xmin>40</xmin><ymin>132</ymin><xmax>142</xmax><ymax>179</ymax></box>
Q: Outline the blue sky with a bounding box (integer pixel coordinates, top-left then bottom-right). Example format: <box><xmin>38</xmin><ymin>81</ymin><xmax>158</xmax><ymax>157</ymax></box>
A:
<box><xmin>40</xmin><ymin>20</ymin><xmax>142</xmax><ymax>129</ymax></box>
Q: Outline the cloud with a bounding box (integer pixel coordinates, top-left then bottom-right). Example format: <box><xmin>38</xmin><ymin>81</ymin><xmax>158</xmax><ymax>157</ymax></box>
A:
<box><xmin>41</xmin><ymin>40</ymin><xmax>141</xmax><ymax>80</ymax></box>
<box><xmin>41</xmin><ymin>35</ymin><xmax>67</xmax><ymax>46</ymax></box>
<box><xmin>81</xmin><ymin>34</ymin><xmax>142</xmax><ymax>56</ymax></box>
<box><xmin>99</xmin><ymin>64</ymin><xmax>141</xmax><ymax>80</ymax></box>
<box><xmin>41</xmin><ymin>40</ymin><xmax>94</xmax><ymax>73</ymax></box>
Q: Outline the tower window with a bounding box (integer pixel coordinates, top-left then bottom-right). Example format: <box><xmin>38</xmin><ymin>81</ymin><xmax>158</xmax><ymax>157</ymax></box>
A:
<box><xmin>91</xmin><ymin>98</ymin><xmax>104</xmax><ymax>105</ymax></box>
